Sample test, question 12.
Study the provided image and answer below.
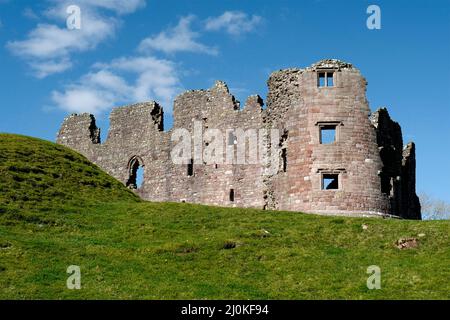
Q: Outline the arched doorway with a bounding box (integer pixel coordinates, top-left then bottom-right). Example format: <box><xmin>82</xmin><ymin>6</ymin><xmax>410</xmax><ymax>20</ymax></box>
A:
<box><xmin>126</xmin><ymin>156</ymin><xmax>145</xmax><ymax>189</ymax></box>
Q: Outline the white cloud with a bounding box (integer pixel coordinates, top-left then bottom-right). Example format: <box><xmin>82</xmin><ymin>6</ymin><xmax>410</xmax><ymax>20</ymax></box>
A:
<box><xmin>85</xmin><ymin>69</ymin><xmax>131</xmax><ymax>94</ymax></box>
<box><xmin>7</xmin><ymin>0</ymin><xmax>146</xmax><ymax>78</ymax></box>
<box><xmin>8</xmin><ymin>19</ymin><xmax>113</xmax><ymax>59</ymax></box>
<box><xmin>139</xmin><ymin>15</ymin><xmax>218</xmax><ymax>55</ymax></box>
<box><xmin>52</xmin><ymin>87</ymin><xmax>116</xmax><ymax>115</ymax></box>
<box><xmin>108</xmin><ymin>56</ymin><xmax>181</xmax><ymax>102</ymax></box>
<box><xmin>205</xmin><ymin>11</ymin><xmax>262</xmax><ymax>36</ymax></box>
<box><xmin>68</xmin><ymin>0</ymin><xmax>145</xmax><ymax>15</ymax></box>
<box><xmin>51</xmin><ymin>56</ymin><xmax>182</xmax><ymax>115</ymax></box>
<box><xmin>31</xmin><ymin>58</ymin><xmax>73</xmax><ymax>78</ymax></box>
<box><xmin>42</xmin><ymin>0</ymin><xmax>145</xmax><ymax>20</ymax></box>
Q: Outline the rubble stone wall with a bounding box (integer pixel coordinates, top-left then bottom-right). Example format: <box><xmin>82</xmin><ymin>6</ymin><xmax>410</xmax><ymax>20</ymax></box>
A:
<box><xmin>57</xmin><ymin>59</ymin><xmax>421</xmax><ymax>219</ymax></box>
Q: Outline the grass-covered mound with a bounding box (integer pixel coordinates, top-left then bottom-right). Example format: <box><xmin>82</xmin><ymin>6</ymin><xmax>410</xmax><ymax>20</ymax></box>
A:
<box><xmin>0</xmin><ymin>134</ymin><xmax>138</xmax><ymax>223</ymax></box>
<box><xmin>0</xmin><ymin>134</ymin><xmax>449</xmax><ymax>299</ymax></box>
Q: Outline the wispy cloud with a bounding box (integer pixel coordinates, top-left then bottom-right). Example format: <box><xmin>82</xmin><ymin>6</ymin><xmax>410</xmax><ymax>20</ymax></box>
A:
<box><xmin>7</xmin><ymin>17</ymin><xmax>115</xmax><ymax>78</ymax></box>
<box><xmin>51</xmin><ymin>56</ymin><xmax>182</xmax><ymax>115</ymax></box>
<box><xmin>139</xmin><ymin>15</ymin><xmax>218</xmax><ymax>55</ymax></box>
<box><xmin>73</xmin><ymin>0</ymin><xmax>145</xmax><ymax>15</ymax></box>
<box><xmin>31</xmin><ymin>58</ymin><xmax>73</xmax><ymax>79</ymax></box>
<box><xmin>205</xmin><ymin>11</ymin><xmax>262</xmax><ymax>36</ymax></box>
<box><xmin>7</xmin><ymin>0</ymin><xmax>146</xmax><ymax>78</ymax></box>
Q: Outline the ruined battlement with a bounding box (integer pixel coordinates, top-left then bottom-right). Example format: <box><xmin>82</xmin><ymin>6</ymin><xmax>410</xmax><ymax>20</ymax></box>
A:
<box><xmin>57</xmin><ymin>59</ymin><xmax>421</xmax><ymax>219</ymax></box>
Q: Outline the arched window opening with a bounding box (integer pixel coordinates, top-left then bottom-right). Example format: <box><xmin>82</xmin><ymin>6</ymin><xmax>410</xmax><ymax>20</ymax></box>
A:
<box><xmin>126</xmin><ymin>156</ymin><xmax>144</xmax><ymax>189</ymax></box>
<box><xmin>136</xmin><ymin>166</ymin><xmax>144</xmax><ymax>189</ymax></box>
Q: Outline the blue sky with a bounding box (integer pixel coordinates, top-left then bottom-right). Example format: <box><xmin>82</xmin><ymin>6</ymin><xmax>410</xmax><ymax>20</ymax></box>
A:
<box><xmin>0</xmin><ymin>0</ymin><xmax>449</xmax><ymax>202</ymax></box>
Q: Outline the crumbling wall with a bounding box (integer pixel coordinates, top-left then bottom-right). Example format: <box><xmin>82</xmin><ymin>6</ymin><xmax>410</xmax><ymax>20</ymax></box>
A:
<box><xmin>370</xmin><ymin>108</ymin><xmax>421</xmax><ymax>219</ymax></box>
<box><xmin>401</xmin><ymin>143</ymin><xmax>421</xmax><ymax>219</ymax></box>
<box><xmin>57</xmin><ymin>113</ymin><xmax>100</xmax><ymax>156</ymax></box>
<box><xmin>166</xmin><ymin>81</ymin><xmax>265</xmax><ymax>208</ymax></box>
<box><xmin>57</xmin><ymin>102</ymin><xmax>168</xmax><ymax>200</ymax></box>
<box><xmin>56</xmin><ymin>59</ymin><xmax>421</xmax><ymax>219</ymax></box>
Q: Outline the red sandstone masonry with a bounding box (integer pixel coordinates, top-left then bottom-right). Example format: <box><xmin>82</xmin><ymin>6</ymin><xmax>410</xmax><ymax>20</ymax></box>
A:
<box><xmin>56</xmin><ymin>59</ymin><xmax>421</xmax><ymax>219</ymax></box>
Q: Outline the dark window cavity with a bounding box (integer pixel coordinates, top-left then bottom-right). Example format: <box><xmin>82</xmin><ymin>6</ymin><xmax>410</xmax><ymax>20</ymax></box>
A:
<box><xmin>322</xmin><ymin>174</ymin><xmax>339</xmax><ymax>190</ymax></box>
<box><xmin>229</xmin><ymin>189</ymin><xmax>235</xmax><ymax>202</ymax></box>
<box><xmin>281</xmin><ymin>148</ymin><xmax>287</xmax><ymax>172</ymax></box>
<box><xmin>187</xmin><ymin>158</ymin><xmax>194</xmax><ymax>176</ymax></box>
<box><xmin>279</xmin><ymin>129</ymin><xmax>288</xmax><ymax>173</ymax></box>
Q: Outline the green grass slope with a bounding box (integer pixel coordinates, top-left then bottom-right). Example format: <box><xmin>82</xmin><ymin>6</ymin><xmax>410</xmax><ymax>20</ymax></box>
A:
<box><xmin>0</xmin><ymin>134</ymin><xmax>138</xmax><ymax>216</ymax></box>
<box><xmin>0</xmin><ymin>134</ymin><xmax>449</xmax><ymax>299</ymax></box>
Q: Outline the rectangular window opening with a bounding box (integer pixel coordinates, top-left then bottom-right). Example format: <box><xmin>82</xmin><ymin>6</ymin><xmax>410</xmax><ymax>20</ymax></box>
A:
<box><xmin>281</xmin><ymin>148</ymin><xmax>287</xmax><ymax>172</ymax></box>
<box><xmin>322</xmin><ymin>174</ymin><xmax>339</xmax><ymax>190</ymax></box>
<box><xmin>318</xmin><ymin>72</ymin><xmax>326</xmax><ymax>87</ymax></box>
<box><xmin>187</xmin><ymin>159</ymin><xmax>194</xmax><ymax>176</ymax></box>
<box><xmin>327</xmin><ymin>72</ymin><xmax>334</xmax><ymax>87</ymax></box>
<box><xmin>229</xmin><ymin>189</ymin><xmax>235</xmax><ymax>202</ymax></box>
<box><xmin>320</xmin><ymin>125</ymin><xmax>336</xmax><ymax>144</ymax></box>
<box><xmin>318</xmin><ymin>71</ymin><xmax>334</xmax><ymax>87</ymax></box>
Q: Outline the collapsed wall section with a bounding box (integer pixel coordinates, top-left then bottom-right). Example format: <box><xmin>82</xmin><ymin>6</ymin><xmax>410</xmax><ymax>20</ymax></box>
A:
<box><xmin>166</xmin><ymin>81</ymin><xmax>266</xmax><ymax>208</ymax></box>
<box><xmin>57</xmin><ymin>113</ymin><xmax>100</xmax><ymax>157</ymax></box>
<box><xmin>370</xmin><ymin>108</ymin><xmax>421</xmax><ymax>219</ymax></box>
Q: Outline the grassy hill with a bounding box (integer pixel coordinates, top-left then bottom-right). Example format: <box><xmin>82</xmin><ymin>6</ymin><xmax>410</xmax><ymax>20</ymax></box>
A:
<box><xmin>0</xmin><ymin>134</ymin><xmax>449</xmax><ymax>299</ymax></box>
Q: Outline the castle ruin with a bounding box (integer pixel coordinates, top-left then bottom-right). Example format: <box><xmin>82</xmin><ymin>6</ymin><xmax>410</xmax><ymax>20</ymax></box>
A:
<box><xmin>57</xmin><ymin>59</ymin><xmax>421</xmax><ymax>219</ymax></box>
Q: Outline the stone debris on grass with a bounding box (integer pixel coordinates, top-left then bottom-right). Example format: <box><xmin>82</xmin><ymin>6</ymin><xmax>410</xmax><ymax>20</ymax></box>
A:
<box><xmin>396</xmin><ymin>237</ymin><xmax>419</xmax><ymax>249</ymax></box>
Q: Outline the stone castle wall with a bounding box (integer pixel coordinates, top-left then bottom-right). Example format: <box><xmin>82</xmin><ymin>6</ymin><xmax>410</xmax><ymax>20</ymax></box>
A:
<box><xmin>56</xmin><ymin>59</ymin><xmax>421</xmax><ymax>219</ymax></box>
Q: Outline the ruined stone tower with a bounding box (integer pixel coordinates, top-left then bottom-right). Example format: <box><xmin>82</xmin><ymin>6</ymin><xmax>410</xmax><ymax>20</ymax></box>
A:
<box><xmin>57</xmin><ymin>59</ymin><xmax>421</xmax><ymax>219</ymax></box>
